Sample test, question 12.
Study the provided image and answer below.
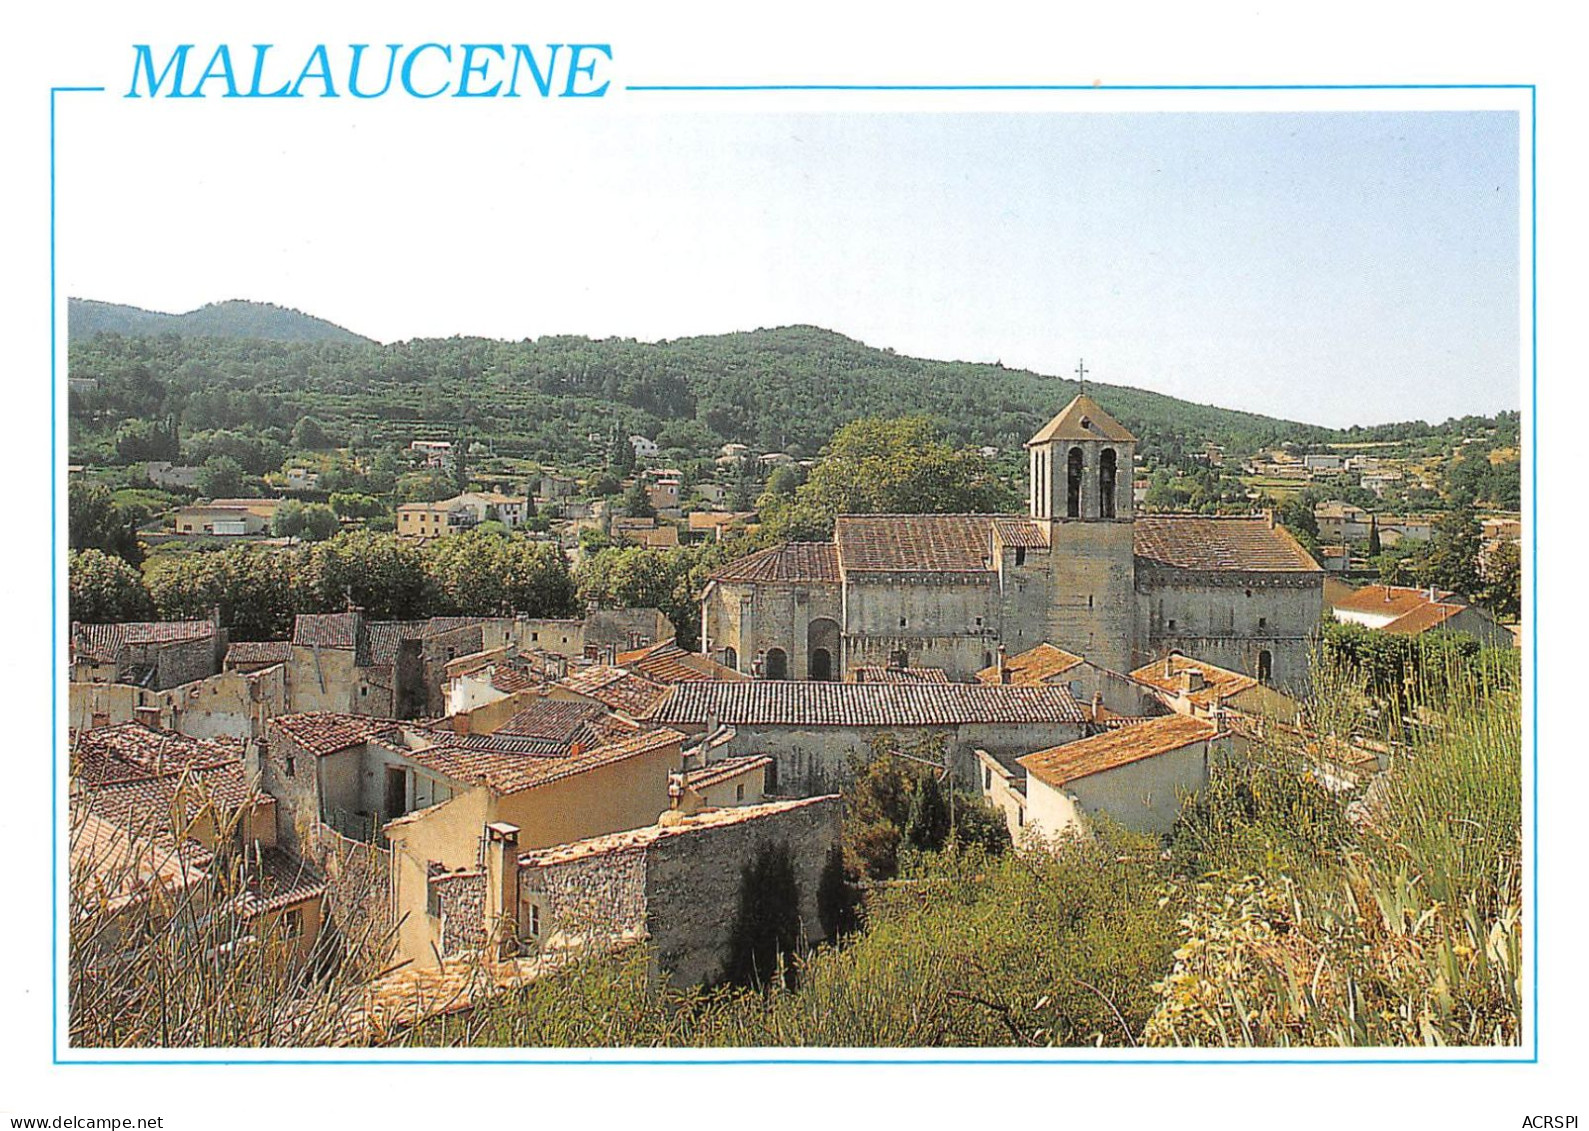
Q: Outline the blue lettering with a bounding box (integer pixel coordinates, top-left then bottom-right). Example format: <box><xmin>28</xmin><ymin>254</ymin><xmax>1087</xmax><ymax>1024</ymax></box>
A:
<box><xmin>347</xmin><ymin>44</ymin><xmax>401</xmax><ymax>98</ymax></box>
<box><xmin>456</xmin><ymin>44</ymin><xmax>505</xmax><ymax>97</ymax></box>
<box><xmin>289</xmin><ymin>44</ymin><xmax>339</xmax><ymax>98</ymax></box>
<box><xmin>563</xmin><ymin>44</ymin><xmax>612</xmax><ymax>97</ymax></box>
<box><xmin>402</xmin><ymin>43</ymin><xmax>452</xmax><ymax>98</ymax></box>
<box><xmin>128</xmin><ymin>44</ymin><xmax>193</xmax><ymax>98</ymax></box>
<box><xmin>193</xmin><ymin>45</ymin><xmax>239</xmax><ymax>98</ymax></box>
<box><xmin>506</xmin><ymin>43</ymin><xmax>561</xmax><ymax>97</ymax></box>
<box><xmin>247</xmin><ymin>45</ymin><xmax>293</xmax><ymax>97</ymax></box>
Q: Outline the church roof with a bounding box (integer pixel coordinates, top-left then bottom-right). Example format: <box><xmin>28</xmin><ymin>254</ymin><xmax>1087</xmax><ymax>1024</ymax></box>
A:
<box><xmin>1134</xmin><ymin>515</ymin><xmax>1321</xmax><ymax>573</ymax></box>
<box><xmin>835</xmin><ymin>514</ymin><xmax>1005</xmax><ymax>573</ymax></box>
<box><xmin>709</xmin><ymin>542</ymin><xmax>840</xmax><ymax>585</ymax></box>
<box><xmin>1027</xmin><ymin>394</ymin><xmax>1137</xmax><ymax>446</ymax></box>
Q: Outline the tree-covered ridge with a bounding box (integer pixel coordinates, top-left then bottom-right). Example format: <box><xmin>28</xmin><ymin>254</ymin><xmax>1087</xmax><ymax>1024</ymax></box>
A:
<box><xmin>69</xmin><ymin>322</ymin><xmax>1370</xmax><ymax>469</ymax></box>
<box><xmin>68</xmin><ymin>298</ymin><xmax>372</xmax><ymax>345</ymax></box>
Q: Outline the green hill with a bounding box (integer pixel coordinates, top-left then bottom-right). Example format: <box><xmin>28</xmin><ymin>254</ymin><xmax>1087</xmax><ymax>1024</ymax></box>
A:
<box><xmin>69</xmin><ymin>298</ymin><xmax>372</xmax><ymax>345</ymax></box>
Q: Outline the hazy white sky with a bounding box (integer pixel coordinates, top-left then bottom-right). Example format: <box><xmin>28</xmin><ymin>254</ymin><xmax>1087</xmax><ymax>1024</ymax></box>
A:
<box><xmin>58</xmin><ymin>100</ymin><xmax>1521</xmax><ymax>428</ymax></box>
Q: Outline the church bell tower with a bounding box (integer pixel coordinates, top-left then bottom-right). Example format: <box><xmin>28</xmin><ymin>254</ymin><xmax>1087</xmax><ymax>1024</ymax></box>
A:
<box><xmin>1026</xmin><ymin>388</ymin><xmax>1137</xmax><ymax>673</ymax></box>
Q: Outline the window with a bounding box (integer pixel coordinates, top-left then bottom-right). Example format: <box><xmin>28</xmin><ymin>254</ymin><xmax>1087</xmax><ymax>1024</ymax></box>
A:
<box><xmin>1258</xmin><ymin>617</ymin><xmax>1267</xmax><ymax>629</ymax></box>
<box><xmin>284</xmin><ymin>754</ymin><xmax>295</xmax><ymax>778</ymax></box>
<box><xmin>281</xmin><ymin>906</ymin><xmax>304</xmax><ymax>938</ymax></box>
<box><xmin>1258</xmin><ymin>650</ymin><xmax>1273</xmax><ymax>683</ymax></box>
<box><xmin>1015</xmin><ymin>547</ymin><xmax>1026</xmax><ymax>566</ymax></box>
<box><xmin>1017</xmin><ymin>808</ymin><xmax>1024</xmax><ymax>828</ymax></box>
<box><xmin>1066</xmin><ymin>448</ymin><xmax>1083</xmax><ymax>517</ymax></box>
<box><xmin>528</xmin><ymin>903</ymin><xmax>541</xmax><ymax>936</ymax></box>
<box><xmin>736</xmin><ymin>783</ymin><xmax>746</xmax><ymax>803</ymax></box>
<box><xmin>974</xmin><ymin>616</ymin><xmax>983</xmax><ymax>628</ymax></box>
<box><xmin>1167</xmin><ymin>619</ymin><xmax>1177</xmax><ymax>631</ymax></box>
<box><xmin>984</xmin><ymin>767</ymin><xmax>992</xmax><ymax>791</ymax></box>
<box><xmin>1099</xmin><ymin>448</ymin><xmax>1118</xmax><ymax>519</ymax></box>
<box><xmin>899</xmin><ymin>617</ymin><xmax>908</xmax><ymax>629</ymax></box>
<box><xmin>531</xmin><ymin>632</ymin><xmax>539</xmax><ymax>642</ymax></box>
<box><xmin>427</xmin><ymin>883</ymin><xmax>442</xmax><ymax>918</ymax></box>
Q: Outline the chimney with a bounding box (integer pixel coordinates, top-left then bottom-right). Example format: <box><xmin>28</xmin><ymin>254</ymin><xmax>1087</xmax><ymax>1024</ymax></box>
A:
<box><xmin>1091</xmin><ymin>692</ymin><xmax>1103</xmax><ymax>722</ymax></box>
<box><xmin>452</xmin><ymin>711</ymin><xmax>472</xmax><ymax>736</ymax></box>
<box><xmin>667</xmin><ymin>770</ymin><xmax>685</xmax><ymax>811</ymax></box>
<box><xmin>483</xmin><ymin>822</ymin><xmax>520</xmax><ymax>957</ymax></box>
<box><xmin>996</xmin><ymin>645</ymin><xmax>1008</xmax><ymax>685</ymax></box>
<box><xmin>569</xmin><ymin>741</ymin><xmax>584</xmax><ymax>759</ymax></box>
<box><xmin>1180</xmin><ymin>670</ymin><xmax>1205</xmax><ymax>694</ymax></box>
<box><xmin>134</xmin><ymin>705</ymin><xmax>161</xmax><ymax>729</ymax></box>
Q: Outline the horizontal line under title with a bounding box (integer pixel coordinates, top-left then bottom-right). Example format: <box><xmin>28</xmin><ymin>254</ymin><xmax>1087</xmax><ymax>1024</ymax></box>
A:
<box><xmin>127</xmin><ymin>43</ymin><xmax>614</xmax><ymax>99</ymax></box>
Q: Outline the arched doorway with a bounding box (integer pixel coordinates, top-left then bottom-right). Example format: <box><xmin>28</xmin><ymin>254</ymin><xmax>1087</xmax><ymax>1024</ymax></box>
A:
<box><xmin>1257</xmin><ymin>649</ymin><xmax>1273</xmax><ymax>684</ymax></box>
<box><xmin>764</xmin><ymin>647</ymin><xmax>788</xmax><ymax>680</ymax></box>
<box><xmin>807</xmin><ymin>617</ymin><xmax>841</xmax><ymax>681</ymax></box>
<box><xmin>721</xmin><ymin>646</ymin><xmax>738</xmax><ymax>672</ymax></box>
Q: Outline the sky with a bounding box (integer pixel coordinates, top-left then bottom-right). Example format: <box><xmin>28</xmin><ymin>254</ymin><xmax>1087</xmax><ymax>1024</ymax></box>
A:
<box><xmin>59</xmin><ymin>104</ymin><xmax>1521</xmax><ymax>428</ymax></box>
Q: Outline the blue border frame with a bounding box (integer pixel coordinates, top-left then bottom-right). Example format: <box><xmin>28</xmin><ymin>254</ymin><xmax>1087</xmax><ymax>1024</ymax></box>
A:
<box><xmin>49</xmin><ymin>81</ymin><xmax>1538</xmax><ymax>1066</ymax></box>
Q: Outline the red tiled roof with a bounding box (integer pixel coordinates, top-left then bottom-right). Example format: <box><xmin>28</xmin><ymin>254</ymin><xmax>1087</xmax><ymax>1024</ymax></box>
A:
<box><xmin>400</xmin><ymin>726</ymin><xmax>686</xmax><ymax>796</ymax></box>
<box><xmin>493</xmin><ymin>698</ymin><xmax>640</xmax><ymax>746</ymax></box>
<box><xmin>848</xmin><ymin>666</ymin><xmax>952</xmax><ymax>684</ymax></box>
<box><xmin>646</xmin><ymin>681</ymin><xmax>1087</xmax><ymax>727</ymax></box>
<box><xmin>1134</xmin><ymin>516</ymin><xmax>1321</xmax><ymax>573</ymax></box>
<box><xmin>72</xmin><ymin>724</ymin><xmax>243</xmax><ymax>785</ymax></box>
<box><xmin>75</xmin><ymin>760</ymin><xmax>259</xmax><ymax>847</ymax></box>
<box><xmin>709</xmin><ymin>543</ymin><xmax>840</xmax><ymax>584</ymax></box>
<box><xmin>72</xmin><ymin>619</ymin><xmax>216</xmax><ymax>664</ymax></box>
<box><xmin>292</xmin><ymin>613</ymin><xmax>361</xmax><ymax>651</ymax></box>
<box><xmin>992</xmin><ymin>518</ymin><xmax>1050</xmax><ymax>549</ymax></box>
<box><xmin>835</xmin><ymin>515</ymin><xmax>1004</xmax><ymax>573</ymax></box>
<box><xmin>225</xmin><ymin>640</ymin><xmax>292</xmax><ymax>666</ymax></box>
<box><xmin>555</xmin><ymin>666</ymin><xmax>670</xmax><ymax>716</ymax></box>
<box><xmin>685</xmin><ymin>755</ymin><xmax>773</xmax><ymax>792</ymax></box>
<box><xmin>1382</xmin><ymin>603</ymin><xmax>1466</xmax><ymax>635</ymax></box>
<box><xmin>1019</xmin><ymin>714</ymin><xmax>1218</xmax><ymax>789</ymax></box>
<box><xmin>974</xmin><ymin>644</ymin><xmax>1085</xmax><ymax>686</ymax></box>
<box><xmin>270</xmin><ymin>713</ymin><xmax>398</xmax><ymax>756</ymax></box>
<box><xmin>616</xmin><ymin>640</ymin><xmax>749</xmax><ymax>683</ymax></box>
<box><xmin>1331</xmin><ymin>584</ymin><xmax>1458</xmax><ymax>617</ymax></box>
<box><xmin>232</xmin><ymin>847</ymin><xmax>327</xmax><ymax>917</ymax></box>
<box><xmin>1130</xmin><ymin>653</ymin><xmax>1258</xmax><ymax>708</ymax></box>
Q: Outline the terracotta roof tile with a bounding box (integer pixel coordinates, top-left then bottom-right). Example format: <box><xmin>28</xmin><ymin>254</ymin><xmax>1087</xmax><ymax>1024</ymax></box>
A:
<box><xmin>72</xmin><ymin>619</ymin><xmax>216</xmax><ymax>664</ymax></box>
<box><xmin>974</xmin><ymin>644</ymin><xmax>1085</xmax><ymax>686</ymax></box>
<box><xmin>493</xmin><ymin>698</ymin><xmax>614</xmax><ymax>742</ymax></box>
<box><xmin>270</xmin><ymin>713</ymin><xmax>398</xmax><ymax>756</ymax></box>
<box><xmin>401</xmin><ymin>726</ymin><xmax>686</xmax><ymax>796</ymax></box>
<box><xmin>292</xmin><ymin>613</ymin><xmax>361</xmax><ymax>651</ymax></box>
<box><xmin>1332</xmin><ymin>584</ymin><xmax>1457</xmax><ymax>617</ymax></box>
<box><xmin>848</xmin><ymin>666</ymin><xmax>952</xmax><ymax>684</ymax></box>
<box><xmin>233</xmin><ymin>847</ymin><xmax>327</xmax><ymax>917</ymax></box>
<box><xmin>225</xmin><ymin>640</ymin><xmax>292</xmax><ymax>666</ymax></box>
<box><xmin>72</xmin><ymin>724</ymin><xmax>243</xmax><ymax>785</ymax></box>
<box><xmin>835</xmin><ymin>515</ymin><xmax>1006</xmax><ymax>573</ymax></box>
<box><xmin>646</xmin><ymin>681</ymin><xmax>1086</xmax><ymax>727</ymax></box>
<box><xmin>1130</xmin><ymin>653</ymin><xmax>1258</xmax><ymax>708</ymax></box>
<box><xmin>617</xmin><ymin>640</ymin><xmax>748</xmax><ymax>683</ymax></box>
<box><xmin>1382</xmin><ymin>602</ymin><xmax>1466</xmax><ymax>635</ymax></box>
<box><xmin>685</xmin><ymin>755</ymin><xmax>773</xmax><ymax>792</ymax></box>
<box><xmin>555</xmin><ymin>666</ymin><xmax>670</xmax><ymax>715</ymax></box>
<box><xmin>992</xmin><ymin>518</ymin><xmax>1051</xmax><ymax>549</ymax></box>
<box><xmin>709</xmin><ymin>543</ymin><xmax>840</xmax><ymax>584</ymax></box>
<box><xmin>1019</xmin><ymin>714</ymin><xmax>1218</xmax><ymax>789</ymax></box>
<box><xmin>1134</xmin><ymin>516</ymin><xmax>1321</xmax><ymax>573</ymax></box>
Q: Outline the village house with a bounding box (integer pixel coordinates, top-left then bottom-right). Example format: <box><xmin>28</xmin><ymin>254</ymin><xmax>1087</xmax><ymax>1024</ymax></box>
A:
<box><xmin>71</xmin><ymin>614</ymin><xmax>226</xmax><ymax>689</ymax></box>
<box><xmin>396</xmin><ymin>500</ymin><xmax>472</xmax><ymax>539</ymax></box>
<box><xmin>1129</xmin><ymin>651</ymin><xmax>1300</xmax><ymax>731</ymax></box>
<box><xmin>410</xmin><ymin>439</ymin><xmax>453</xmax><ymax>467</ymax></box>
<box><xmin>71</xmin><ymin>660</ymin><xmax>288</xmax><ymax>742</ymax></box>
<box><xmin>1330</xmin><ymin>584</ymin><xmax>1512</xmax><ymax>647</ymax></box>
<box><xmin>1016</xmin><ymin>713</ymin><xmax>1230</xmax><ymax>841</ymax></box>
<box><xmin>451</xmin><ymin>490</ymin><xmax>531</xmax><ymax>530</ymax></box>
<box><xmin>629</xmin><ymin>435</ymin><xmax>660</xmax><ymax>458</ymax></box>
<box><xmin>172</xmin><ymin>500</ymin><xmax>277</xmax><ymax>536</ymax></box>
<box><xmin>71</xmin><ymin>723</ymin><xmax>325</xmax><ymax>965</ymax></box>
<box><xmin>492</xmin><ymin>795</ymin><xmax>842</xmax><ymax>987</ymax></box>
<box><xmin>701</xmin><ymin>395</ymin><xmax>1322</xmax><ymax>690</ymax></box>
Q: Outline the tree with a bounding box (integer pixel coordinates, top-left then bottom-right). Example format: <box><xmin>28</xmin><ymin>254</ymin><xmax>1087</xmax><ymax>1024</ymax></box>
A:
<box><xmin>761</xmin><ymin>416</ymin><xmax>1014</xmax><ymax>540</ymax></box>
<box><xmin>1367</xmin><ymin>514</ymin><xmax>1382</xmax><ymax>557</ymax></box>
<box><xmin>1480</xmin><ymin>540</ymin><xmax>1522</xmax><ymax>621</ymax></box>
<box><xmin>1415</xmin><ymin>495</ymin><xmax>1484</xmax><ymax>599</ymax></box>
<box><xmin>905</xmin><ymin>771</ymin><xmax>952</xmax><ymax>852</ymax></box>
<box><xmin>298</xmin><ymin>530</ymin><xmax>431</xmax><ymax>621</ymax></box>
<box><xmin>815</xmin><ymin>843</ymin><xmax>863</xmax><ymax>941</ymax></box>
<box><xmin>301</xmin><ymin>503</ymin><xmax>341</xmax><ymax>542</ymax></box>
<box><xmin>68</xmin><ymin>481</ymin><xmax>144</xmax><ymax>567</ymax></box>
<box><xmin>114</xmin><ymin>418</ymin><xmax>180</xmax><ymax>464</ymax></box>
<box><xmin>291</xmin><ymin>416</ymin><xmax>331</xmax><ymax>450</ymax></box>
<box><xmin>272</xmin><ymin>498</ymin><xmax>307</xmax><ymax>540</ymax></box>
<box><xmin>452</xmin><ymin>432</ymin><xmax>470</xmax><ymax>494</ymax></box>
<box><xmin>329</xmin><ymin>492</ymin><xmax>387</xmax><ymax>521</ymax></box>
<box><xmin>607</xmin><ymin>431</ymin><xmax>636</xmax><ymax>477</ymax></box>
<box><xmin>621</xmin><ymin>479</ymin><xmax>656</xmax><ymax>520</ymax></box>
<box><xmin>145</xmin><ymin>544</ymin><xmax>297</xmax><ymax>639</ymax></box>
<box><xmin>722</xmin><ymin>840</ymin><xmax>803</xmax><ymax>990</ymax></box>
<box><xmin>69</xmin><ymin>549</ymin><xmax>153</xmax><ymax>623</ymax></box>
<box><xmin>198</xmin><ymin>455</ymin><xmax>244</xmax><ymax>499</ymax></box>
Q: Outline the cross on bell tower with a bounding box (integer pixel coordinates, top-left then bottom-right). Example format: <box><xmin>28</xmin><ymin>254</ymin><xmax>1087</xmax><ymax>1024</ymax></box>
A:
<box><xmin>1075</xmin><ymin>358</ymin><xmax>1088</xmax><ymax>396</ymax></box>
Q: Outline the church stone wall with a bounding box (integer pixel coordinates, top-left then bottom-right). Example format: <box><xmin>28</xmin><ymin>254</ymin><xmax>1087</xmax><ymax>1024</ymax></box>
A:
<box><xmin>701</xmin><ymin>579</ymin><xmax>842</xmax><ymax>679</ymax></box>
<box><xmin>995</xmin><ymin>548</ymin><xmax>1055</xmax><ymax>656</ymax></box>
<box><xmin>841</xmin><ymin>574</ymin><xmax>999</xmax><ymax>679</ymax></box>
<box><xmin>1043</xmin><ymin>520</ymin><xmax>1137</xmax><ymax>674</ymax></box>
<box><xmin>1136</xmin><ymin>569</ymin><xmax>1322</xmax><ymax>694</ymax></box>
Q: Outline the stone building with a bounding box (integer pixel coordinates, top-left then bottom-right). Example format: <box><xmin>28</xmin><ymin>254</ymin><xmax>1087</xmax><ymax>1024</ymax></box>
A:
<box><xmin>701</xmin><ymin>394</ymin><xmax>1323</xmax><ymax>691</ymax></box>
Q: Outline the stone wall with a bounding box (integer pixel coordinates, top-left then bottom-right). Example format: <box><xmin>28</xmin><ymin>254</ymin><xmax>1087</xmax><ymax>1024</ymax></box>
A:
<box><xmin>644</xmin><ymin>796</ymin><xmax>842</xmax><ymax>987</ymax></box>
<box><xmin>433</xmin><ymin>869</ymin><xmax>487</xmax><ymax>955</ymax></box>
<box><xmin>300</xmin><ymin>817</ymin><xmax>395</xmax><ymax>974</ymax></box>
<box><xmin>1137</xmin><ymin>569</ymin><xmax>1323</xmax><ymax>694</ymax></box>
<box><xmin>519</xmin><ymin>845</ymin><xmax>647</xmax><ymax>952</ymax></box>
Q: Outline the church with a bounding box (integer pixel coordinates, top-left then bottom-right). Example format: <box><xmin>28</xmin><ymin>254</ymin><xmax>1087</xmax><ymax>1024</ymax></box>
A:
<box><xmin>698</xmin><ymin>394</ymin><xmax>1324</xmax><ymax>691</ymax></box>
